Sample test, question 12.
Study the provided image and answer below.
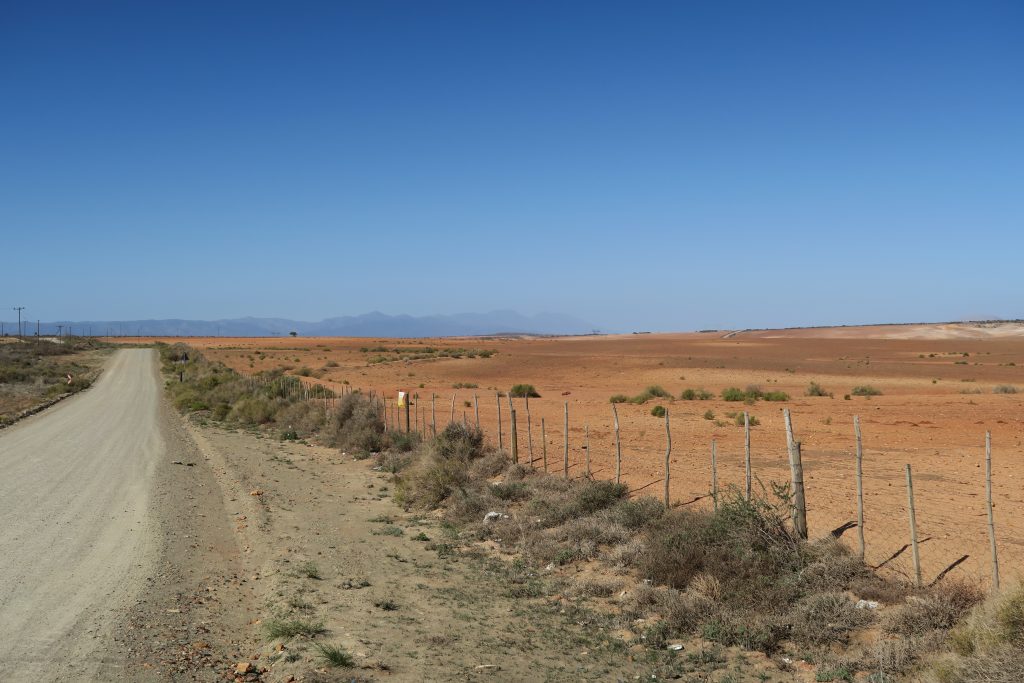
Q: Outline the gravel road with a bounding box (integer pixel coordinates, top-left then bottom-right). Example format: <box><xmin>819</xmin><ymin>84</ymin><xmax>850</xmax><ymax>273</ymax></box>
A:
<box><xmin>0</xmin><ymin>349</ymin><xmax>163</xmax><ymax>680</ymax></box>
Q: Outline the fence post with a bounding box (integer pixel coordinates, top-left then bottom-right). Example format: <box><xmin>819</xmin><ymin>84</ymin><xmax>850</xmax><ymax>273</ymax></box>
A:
<box><xmin>584</xmin><ymin>423</ymin><xmax>591</xmax><ymax>478</ymax></box>
<box><xmin>525</xmin><ymin>395</ymin><xmax>534</xmax><ymax>467</ymax></box>
<box><xmin>383</xmin><ymin>397</ymin><xmax>388</xmax><ymax>431</ymax></box>
<box><xmin>662</xmin><ymin>409</ymin><xmax>672</xmax><ymax>507</ymax></box>
<box><xmin>744</xmin><ymin>411</ymin><xmax>752</xmax><ymax>500</ymax></box>
<box><xmin>563</xmin><ymin>402</ymin><xmax>569</xmax><ymax>479</ymax></box>
<box><xmin>790</xmin><ymin>441</ymin><xmax>807</xmax><ymax>539</ymax></box>
<box><xmin>612</xmin><ymin>404</ymin><xmax>622</xmax><ymax>484</ymax></box>
<box><xmin>541</xmin><ymin>417</ymin><xmax>547</xmax><ymax>471</ymax></box>
<box><xmin>510</xmin><ymin>408</ymin><xmax>519</xmax><ymax>464</ymax></box>
<box><xmin>854</xmin><ymin>416</ymin><xmax>866</xmax><ymax>559</ymax></box>
<box><xmin>905</xmin><ymin>463</ymin><xmax>923</xmax><ymax>588</ymax></box>
<box><xmin>985</xmin><ymin>432</ymin><xmax>1000</xmax><ymax>591</ymax></box>
<box><xmin>474</xmin><ymin>393</ymin><xmax>480</xmax><ymax>431</ymax></box>
<box><xmin>497</xmin><ymin>392</ymin><xmax>503</xmax><ymax>450</ymax></box>
<box><xmin>405</xmin><ymin>392</ymin><xmax>410</xmax><ymax>433</ymax></box>
<box><xmin>711</xmin><ymin>439</ymin><xmax>718</xmax><ymax>511</ymax></box>
<box><xmin>431</xmin><ymin>393</ymin><xmax>436</xmax><ymax>436</ymax></box>
<box><xmin>450</xmin><ymin>393</ymin><xmax>456</xmax><ymax>424</ymax></box>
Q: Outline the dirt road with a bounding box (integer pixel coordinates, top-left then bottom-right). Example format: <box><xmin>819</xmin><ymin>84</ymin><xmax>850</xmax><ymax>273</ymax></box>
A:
<box><xmin>0</xmin><ymin>349</ymin><xmax>164</xmax><ymax>680</ymax></box>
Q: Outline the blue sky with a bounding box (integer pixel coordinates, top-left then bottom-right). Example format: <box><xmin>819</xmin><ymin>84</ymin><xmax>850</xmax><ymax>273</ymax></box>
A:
<box><xmin>2</xmin><ymin>1</ymin><xmax>1021</xmax><ymax>331</ymax></box>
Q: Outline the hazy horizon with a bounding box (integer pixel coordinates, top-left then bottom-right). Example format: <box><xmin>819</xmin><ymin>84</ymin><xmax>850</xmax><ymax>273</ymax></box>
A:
<box><xmin>3</xmin><ymin>2</ymin><xmax>1021</xmax><ymax>330</ymax></box>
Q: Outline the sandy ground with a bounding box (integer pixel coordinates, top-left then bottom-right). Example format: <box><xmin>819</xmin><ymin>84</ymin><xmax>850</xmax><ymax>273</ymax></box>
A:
<box><xmin>129</xmin><ymin>323</ymin><xmax>1024</xmax><ymax>589</ymax></box>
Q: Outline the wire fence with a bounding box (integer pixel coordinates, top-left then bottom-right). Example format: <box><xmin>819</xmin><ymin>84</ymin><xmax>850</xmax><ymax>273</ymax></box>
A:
<box><xmin>251</xmin><ymin>375</ymin><xmax>1010</xmax><ymax>591</ymax></box>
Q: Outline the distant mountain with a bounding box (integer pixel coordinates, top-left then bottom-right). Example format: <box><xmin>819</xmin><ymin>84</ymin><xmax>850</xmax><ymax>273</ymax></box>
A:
<box><xmin>4</xmin><ymin>311</ymin><xmax>597</xmax><ymax>338</ymax></box>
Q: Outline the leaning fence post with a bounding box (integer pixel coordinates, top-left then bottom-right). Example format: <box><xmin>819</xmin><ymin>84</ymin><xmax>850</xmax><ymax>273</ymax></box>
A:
<box><xmin>496</xmin><ymin>392</ymin><xmax>503</xmax><ymax>450</ymax></box>
<box><xmin>510</xmin><ymin>408</ymin><xmax>519</xmax><ymax>464</ymax></box>
<box><xmin>985</xmin><ymin>432</ymin><xmax>1000</xmax><ymax>591</ymax></box>
<box><xmin>663</xmin><ymin>409</ymin><xmax>671</xmax><ymax>507</ymax></box>
<box><xmin>905</xmin><ymin>463</ymin><xmax>923</xmax><ymax>588</ymax></box>
<box><xmin>711</xmin><ymin>439</ymin><xmax>719</xmax><ymax>511</ymax></box>
<box><xmin>540</xmin><ymin>417</ymin><xmax>547</xmax><ymax>471</ymax></box>
<box><xmin>790</xmin><ymin>441</ymin><xmax>807</xmax><ymax>539</ymax></box>
<box><xmin>744</xmin><ymin>411</ymin><xmax>752</xmax><ymax>500</ymax></box>
<box><xmin>854</xmin><ymin>416</ymin><xmax>866</xmax><ymax>559</ymax></box>
<box><xmin>612</xmin><ymin>404</ymin><xmax>622</xmax><ymax>484</ymax></box>
<box><xmin>563</xmin><ymin>402</ymin><xmax>569</xmax><ymax>479</ymax></box>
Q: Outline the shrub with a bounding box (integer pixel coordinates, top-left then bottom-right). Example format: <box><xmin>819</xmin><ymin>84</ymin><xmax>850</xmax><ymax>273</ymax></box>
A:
<box><xmin>509</xmin><ymin>384</ymin><xmax>540</xmax><ymax>398</ymax></box>
<box><xmin>761</xmin><ymin>391</ymin><xmax>789</xmax><ymax>402</ymax></box>
<box><xmin>806</xmin><ymin>382</ymin><xmax>831</xmax><ymax>397</ymax></box>
<box><xmin>264</xmin><ymin>618</ymin><xmax>325</xmax><ymax>639</ymax></box>
<box><xmin>433</xmin><ymin>422</ymin><xmax>485</xmax><ymax>460</ymax></box>
<box><xmin>882</xmin><ymin>582</ymin><xmax>984</xmax><ymax>636</ymax></box>
<box><xmin>296</xmin><ymin>367</ymin><xmax>313</xmax><ymax>377</ymax></box>
<box><xmin>721</xmin><ymin>387</ymin><xmax>746</xmax><ymax>402</ymax></box>
<box><xmin>735</xmin><ymin>413</ymin><xmax>760</xmax><ymax>426</ymax></box>
<box><xmin>609</xmin><ymin>394</ymin><xmax>629</xmax><ymax>404</ymax></box>
<box><xmin>650</xmin><ymin>405</ymin><xmax>666</xmax><ymax>418</ymax></box>
<box><xmin>789</xmin><ymin>593</ymin><xmax>872</xmax><ymax>646</ymax></box>
<box><xmin>851</xmin><ymin>385</ymin><xmax>882</xmax><ymax>396</ymax></box>
<box><xmin>324</xmin><ymin>394</ymin><xmax>386</xmax><ymax>454</ymax></box>
<box><xmin>681</xmin><ymin>388</ymin><xmax>713</xmax><ymax>401</ymax></box>
<box><xmin>639</xmin><ymin>494</ymin><xmax>803</xmax><ymax>611</ymax></box>
<box><xmin>993</xmin><ymin>385</ymin><xmax>1019</xmax><ymax>394</ymax></box>
<box><xmin>703</xmin><ymin>409</ymin><xmax>715</xmax><ymax>420</ymax></box>
<box><xmin>629</xmin><ymin>385</ymin><xmax>671</xmax><ymax>404</ymax></box>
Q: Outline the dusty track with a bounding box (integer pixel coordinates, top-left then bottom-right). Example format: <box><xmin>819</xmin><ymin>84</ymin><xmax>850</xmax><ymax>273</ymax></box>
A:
<box><xmin>0</xmin><ymin>349</ymin><xmax>163</xmax><ymax>679</ymax></box>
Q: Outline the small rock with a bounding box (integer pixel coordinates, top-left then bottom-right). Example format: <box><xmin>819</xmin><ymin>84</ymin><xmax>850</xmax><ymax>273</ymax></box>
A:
<box><xmin>235</xmin><ymin>661</ymin><xmax>253</xmax><ymax>674</ymax></box>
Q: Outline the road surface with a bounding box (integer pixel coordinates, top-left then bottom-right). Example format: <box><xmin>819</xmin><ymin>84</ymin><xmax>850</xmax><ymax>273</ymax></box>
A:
<box><xmin>0</xmin><ymin>349</ymin><xmax>163</xmax><ymax>680</ymax></box>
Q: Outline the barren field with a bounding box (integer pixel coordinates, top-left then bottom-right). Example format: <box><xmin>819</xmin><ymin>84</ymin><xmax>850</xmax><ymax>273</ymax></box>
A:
<box><xmin>126</xmin><ymin>323</ymin><xmax>1024</xmax><ymax>589</ymax></box>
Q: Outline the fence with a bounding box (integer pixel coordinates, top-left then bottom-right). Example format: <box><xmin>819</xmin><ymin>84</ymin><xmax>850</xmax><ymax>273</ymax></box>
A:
<box><xmin>253</xmin><ymin>375</ymin><xmax>1011</xmax><ymax>591</ymax></box>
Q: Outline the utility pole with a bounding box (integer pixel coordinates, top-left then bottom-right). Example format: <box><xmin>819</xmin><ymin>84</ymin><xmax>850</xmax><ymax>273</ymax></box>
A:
<box><xmin>56</xmin><ymin>324</ymin><xmax>63</xmax><ymax>341</ymax></box>
<box><xmin>13</xmin><ymin>306</ymin><xmax>25</xmax><ymax>339</ymax></box>
<box><xmin>36</xmin><ymin>320</ymin><xmax>39</xmax><ymax>337</ymax></box>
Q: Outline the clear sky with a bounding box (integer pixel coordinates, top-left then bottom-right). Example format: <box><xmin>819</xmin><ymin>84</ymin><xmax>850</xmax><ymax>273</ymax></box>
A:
<box><xmin>2</xmin><ymin>1</ymin><xmax>1021</xmax><ymax>332</ymax></box>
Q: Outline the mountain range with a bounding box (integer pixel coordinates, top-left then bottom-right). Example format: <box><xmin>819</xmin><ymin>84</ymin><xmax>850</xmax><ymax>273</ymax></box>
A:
<box><xmin>2</xmin><ymin>311</ymin><xmax>597</xmax><ymax>338</ymax></box>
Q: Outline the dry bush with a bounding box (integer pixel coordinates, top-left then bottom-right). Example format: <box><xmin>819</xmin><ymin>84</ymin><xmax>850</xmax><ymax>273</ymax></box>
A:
<box><xmin>324</xmin><ymin>394</ymin><xmax>385</xmax><ymax>454</ymax></box>
<box><xmin>556</xmin><ymin>516</ymin><xmax>630</xmax><ymax>547</ymax></box>
<box><xmin>604</xmin><ymin>538</ymin><xmax>644</xmax><ymax>569</ymax></box>
<box><xmin>658</xmin><ymin>589</ymin><xmax>715</xmax><ymax>634</ymax></box>
<box><xmin>274</xmin><ymin>400</ymin><xmax>326</xmax><ymax>436</ymax></box>
<box><xmin>529</xmin><ymin>478</ymin><xmax>628</xmax><ymax>527</ymax></box>
<box><xmin>699</xmin><ymin>609</ymin><xmax>788</xmax><ymax>654</ymax></box>
<box><xmin>882</xmin><ymin>581</ymin><xmax>984</xmax><ymax>636</ymax></box>
<box><xmin>789</xmin><ymin>592</ymin><xmax>873</xmax><ymax>647</ymax></box>
<box><xmin>567</xmin><ymin>575</ymin><xmax>622</xmax><ymax>599</ymax></box>
<box><xmin>603</xmin><ymin>496</ymin><xmax>664</xmax><ymax>530</ymax></box>
<box><xmin>228</xmin><ymin>396</ymin><xmax>279</xmax><ymax>424</ymax></box>
<box><xmin>800</xmin><ymin>538</ymin><xmax>871</xmax><ymax>591</ymax></box>
<box><xmin>638</xmin><ymin>494</ymin><xmax>804</xmax><ymax>610</ymax></box>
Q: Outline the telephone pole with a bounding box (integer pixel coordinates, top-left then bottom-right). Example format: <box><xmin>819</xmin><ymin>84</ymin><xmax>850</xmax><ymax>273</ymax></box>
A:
<box><xmin>13</xmin><ymin>307</ymin><xmax>25</xmax><ymax>339</ymax></box>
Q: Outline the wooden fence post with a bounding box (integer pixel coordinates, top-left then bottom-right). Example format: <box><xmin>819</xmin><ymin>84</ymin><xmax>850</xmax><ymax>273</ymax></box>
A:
<box><xmin>474</xmin><ymin>393</ymin><xmax>480</xmax><ymax>431</ymax></box>
<box><xmin>854</xmin><ymin>416</ymin><xmax>866</xmax><ymax>559</ymax></box>
<box><xmin>563</xmin><ymin>402</ymin><xmax>569</xmax><ymax>479</ymax></box>
<box><xmin>790</xmin><ymin>441</ymin><xmax>807</xmax><ymax>539</ymax></box>
<box><xmin>711</xmin><ymin>439</ymin><xmax>718</xmax><ymax>511</ymax></box>
<box><xmin>584</xmin><ymin>423</ymin><xmax>591</xmax><ymax>478</ymax></box>
<box><xmin>744</xmin><ymin>411</ymin><xmax>752</xmax><ymax>500</ymax></box>
<box><xmin>985</xmin><ymin>431</ymin><xmax>1000</xmax><ymax>591</ymax></box>
<box><xmin>431</xmin><ymin>393</ymin><xmax>436</xmax><ymax>436</ymax></box>
<box><xmin>510</xmin><ymin>408</ymin><xmax>519</xmax><ymax>464</ymax></box>
<box><xmin>663</xmin><ymin>409</ymin><xmax>671</xmax><ymax>507</ymax></box>
<box><xmin>497</xmin><ymin>392</ymin><xmax>503</xmax><ymax>450</ymax></box>
<box><xmin>540</xmin><ymin>417</ymin><xmax>547</xmax><ymax>471</ymax></box>
<box><xmin>450</xmin><ymin>393</ymin><xmax>456</xmax><ymax>424</ymax></box>
<box><xmin>905</xmin><ymin>463</ymin><xmax>923</xmax><ymax>588</ymax></box>
<box><xmin>525</xmin><ymin>395</ymin><xmax>534</xmax><ymax>467</ymax></box>
<box><xmin>405</xmin><ymin>392</ymin><xmax>411</xmax><ymax>433</ymax></box>
<box><xmin>612</xmin><ymin>404</ymin><xmax>622</xmax><ymax>484</ymax></box>
<box><xmin>383</xmin><ymin>397</ymin><xmax>388</xmax><ymax>431</ymax></box>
